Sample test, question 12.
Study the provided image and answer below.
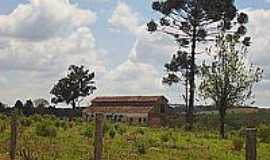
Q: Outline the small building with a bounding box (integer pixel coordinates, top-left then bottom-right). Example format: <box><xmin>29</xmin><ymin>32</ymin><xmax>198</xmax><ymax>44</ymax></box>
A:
<box><xmin>82</xmin><ymin>96</ymin><xmax>169</xmax><ymax>127</ymax></box>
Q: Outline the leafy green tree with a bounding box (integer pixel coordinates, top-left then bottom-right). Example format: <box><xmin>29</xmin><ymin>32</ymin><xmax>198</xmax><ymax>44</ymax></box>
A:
<box><xmin>24</xmin><ymin>99</ymin><xmax>34</xmax><ymax>116</ymax></box>
<box><xmin>50</xmin><ymin>65</ymin><xmax>96</xmax><ymax>110</ymax></box>
<box><xmin>14</xmin><ymin>100</ymin><xmax>24</xmax><ymax>114</ymax></box>
<box><xmin>162</xmin><ymin>51</ymin><xmax>190</xmax><ymax>112</ymax></box>
<box><xmin>199</xmin><ymin>16</ymin><xmax>263</xmax><ymax>138</ymax></box>
<box><xmin>34</xmin><ymin>98</ymin><xmax>49</xmax><ymax>108</ymax></box>
<box><xmin>147</xmin><ymin>0</ymin><xmax>238</xmax><ymax>129</ymax></box>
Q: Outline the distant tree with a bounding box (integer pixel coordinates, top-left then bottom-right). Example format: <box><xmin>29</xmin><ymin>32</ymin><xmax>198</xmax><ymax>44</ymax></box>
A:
<box><xmin>23</xmin><ymin>99</ymin><xmax>34</xmax><ymax>116</ymax></box>
<box><xmin>14</xmin><ymin>100</ymin><xmax>24</xmax><ymax>113</ymax></box>
<box><xmin>33</xmin><ymin>98</ymin><xmax>49</xmax><ymax>108</ymax></box>
<box><xmin>50</xmin><ymin>65</ymin><xmax>97</xmax><ymax>110</ymax></box>
<box><xmin>0</xmin><ymin>102</ymin><xmax>5</xmax><ymax>113</ymax></box>
<box><xmin>199</xmin><ymin>14</ymin><xmax>263</xmax><ymax>138</ymax></box>
<box><xmin>147</xmin><ymin>0</ymin><xmax>239</xmax><ymax>129</ymax></box>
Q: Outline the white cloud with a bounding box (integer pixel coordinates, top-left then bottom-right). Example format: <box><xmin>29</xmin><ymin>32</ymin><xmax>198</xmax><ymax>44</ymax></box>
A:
<box><xmin>129</xmin><ymin>25</ymin><xmax>177</xmax><ymax>68</ymax></box>
<box><xmin>0</xmin><ymin>0</ymin><xmax>105</xmax><ymax>104</ymax></box>
<box><xmin>0</xmin><ymin>0</ymin><xmax>96</xmax><ymax>41</ymax></box>
<box><xmin>108</xmin><ymin>1</ymin><xmax>139</xmax><ymax>33</ymax></box>
<box><xmin>247</xmin><ymin>9</ymin><xmax>270</xmax><ymax>67</ymax></box>
<box><xmin>106</xmin><ymin>3</ymin><xmax>179</xmax><ymax>103</ymax></box>
<box><xmin>244</xmin><ymin>9</ymin><xmax>270</xmax><ymax>107</ymax></box>
<box><xmin>99</xmin><ymin>59</ymin><xmax>165</xmax><ymax>95</ymax></box>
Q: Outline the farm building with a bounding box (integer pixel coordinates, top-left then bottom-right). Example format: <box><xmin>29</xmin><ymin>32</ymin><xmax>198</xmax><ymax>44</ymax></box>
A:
<box><xmin>82</xmin><ymin>96</ymin><xmax>169</xmax><ymax>127</ymax></box>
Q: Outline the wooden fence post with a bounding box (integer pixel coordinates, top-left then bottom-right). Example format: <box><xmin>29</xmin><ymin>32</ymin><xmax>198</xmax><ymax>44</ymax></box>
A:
<box><xmin>94</xmin><ymin>113</ymin><xmax>104</xmax><ymax>160</ymax></box>
<box><xmin>10</xmin><ymin>112</ymin><xmax>17</xmax><ymax>160</ymax></box>
<box><xmin>246</xmin><ymin>128</ymin><xmax>257</xmax><ymax>160</ymax></box>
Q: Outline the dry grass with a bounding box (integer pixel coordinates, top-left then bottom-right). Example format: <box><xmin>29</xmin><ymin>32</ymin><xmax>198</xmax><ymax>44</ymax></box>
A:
<box><xmin>0</xmin><ymin>154</ymin><xmax>9</xmax><ymax>160</ymax></box>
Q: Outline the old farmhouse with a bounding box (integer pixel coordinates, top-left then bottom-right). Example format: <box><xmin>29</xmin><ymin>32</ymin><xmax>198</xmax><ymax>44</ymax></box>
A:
<box><xmin>83</xmin><ymin>96</ymin><xmax>169</xmax><ymax>127</ymax></box>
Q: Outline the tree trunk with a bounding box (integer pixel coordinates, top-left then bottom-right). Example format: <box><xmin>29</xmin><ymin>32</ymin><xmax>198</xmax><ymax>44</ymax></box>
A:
<box><xmin>186</xmin><ymin>26</ymin><xmax>197</xmax><ymax>130</ymax></box>
<box><xmin>219</xmin><ymin>106</ymin><xmax>226</xmax><ymax>139</ymax></box>
<box><xmin>69</xmin><ymin>100</ymin><xmax>76</xmax><ymax>121</ymax></box>
<box><xmin>72</xmin><ymin>100</ymin><xmax>76</xmax><ymax>110</ymax></box>
<box><xmin>185</xmin><ymin>69</ymin><xmax>189</xmax><ymax>113</ymax></box>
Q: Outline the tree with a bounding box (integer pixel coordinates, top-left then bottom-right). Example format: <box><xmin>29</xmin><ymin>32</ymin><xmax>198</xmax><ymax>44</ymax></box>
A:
<box><xmin>14</xmin><ymin>100</ymin><xmax>24</xmax><ymax>114</ymax></box>
<box><xmin>23</xmin><ymin>99</ymin><xmax>34</xmax><ymax>116</ymax></box>
<box><xmin>199</xmin><ymin>16</ymin><xmax>263</xmax><ymax>138</ymax></box>
<box><xmin>163</xmin><ymin>51</ymin><xmax>191</xmax><ymax>113</ymax></box>
<box><xmin>50</xmin><ymin>65</ymin><xmax>97</xmax><ymax>110</ymax></box>
<box><xmin>33</xmin><ymin>98</ymin><xmax>50</xmax><ymax>108</ymax></box>
<box><xmin>147</xmin><ymin>0</ymin><xmax>238</xmax><ymax>129</ymax></box>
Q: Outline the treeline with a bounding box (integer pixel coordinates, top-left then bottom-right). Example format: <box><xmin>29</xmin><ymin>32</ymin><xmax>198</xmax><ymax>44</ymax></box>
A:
<box><xmin>0</xmin><ymin>100</ymin><xmax>84</xmax><ymax>118</ymax></box>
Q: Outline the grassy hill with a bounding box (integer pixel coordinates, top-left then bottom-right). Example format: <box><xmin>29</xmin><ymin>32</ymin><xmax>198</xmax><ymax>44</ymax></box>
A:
<box><xmin>0</xmin><ymin>114</ymin><xmax>270</xmax><ymax>160</ymax></box>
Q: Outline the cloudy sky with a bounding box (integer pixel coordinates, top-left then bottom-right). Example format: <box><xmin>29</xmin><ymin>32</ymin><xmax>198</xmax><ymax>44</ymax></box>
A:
<box><xmin>0</xmin><ymin>0</ymin><xmax>269</xmax><ymax>107</ymax></box>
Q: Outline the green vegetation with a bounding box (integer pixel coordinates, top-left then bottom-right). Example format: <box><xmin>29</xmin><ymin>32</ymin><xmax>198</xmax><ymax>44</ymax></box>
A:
<box><xmin>0</xmin><ymin>114</ymin><xmax>270</xmax><ymax>160</ymax></box>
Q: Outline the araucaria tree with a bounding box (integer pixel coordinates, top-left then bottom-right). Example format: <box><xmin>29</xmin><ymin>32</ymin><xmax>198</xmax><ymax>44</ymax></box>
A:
<box><xmin>147</xmin><ymin>0</ymin><xmax>238</xmax><ymax>129</ymax></box>
<box><xmin>199</xmin><ymin>15</ymin><xmax>263</xmax><ymax>138</ymax></box>
<box><xmin>162</xmin><ymin>51</ymin><xmax>191</xmax><ymax>113</ymax></box>
<box><xmin>50</xmin><ymin>65</ymin><xmax>97</xmax><ymax>109</ymax></box>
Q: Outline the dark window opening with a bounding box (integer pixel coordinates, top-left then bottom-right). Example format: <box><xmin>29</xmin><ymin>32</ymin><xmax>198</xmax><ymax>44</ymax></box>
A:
<box><xmin>143</xmin><ymin>118</ymin><xmax>146</xmax><ymax>123</ymax></box>
<box><xmin>118</xmin><ymin>115</ymin><xmax>123</xmax><ymax>122</ymax></box>
<box><xmin>160</xmin><ymin>104</ymin><xmax>165</xmax><ymax>113</ymax></box>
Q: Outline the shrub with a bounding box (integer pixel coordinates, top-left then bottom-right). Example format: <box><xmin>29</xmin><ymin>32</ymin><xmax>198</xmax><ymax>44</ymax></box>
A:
<box><xmin>160</xmin><ymin>132</ymin><xmax>170</xmax><ymax>142</ymax></box>
<box><xmin>258</xmin><ymin>125</ymin><xmax>270</xmax><ymax>143</ymax></box>
<box><xmin>19</xmin><ymin>147</ymin><xmax>38</xmax><ymax>160</ymax></box>
<box><xmin>135</xmin><ymin>127</ymin><xmax>145</xmax><ymax>135</ymax></box>
<box><xmin>134</xmin><ymin>138</ymin><xmax>146</xmax><ymax>154</ymax></box>
<box><xmin>20</xmin><ymin>118</ymin><xmax>32</xmax><ymax>127</ymax></box>
<box><xmin>0</xmin><ymin>114</ymin><xmax>7</xmax><ymax>120</ymax></box>
<box><xmin>35</xmin><ymin>122</ymin><xmax>57</xmax><ymax>138</ymax></box>
<box><xmin>115</xmin><ymin>124</ymin><xmax>127</xmax><ymax>135</ymax></box>
<box><xmin>148</xmin><ymin>136</ymin><xmax>160</xmax><ymax>147</ymax></box>
<box><xmin>0</xmin><ymin>120</ymin><xmax>7</xmax><ymax>132</ymax></box>
<box><xmin>55</xmin><ymin>120</ymin><xmax>68</xmax><ymax>130</ymax></box>
<box><xmin>109</xmin><ymin>128</ymin><xmax>116</xmax><ymax>139</ymax></box>
<box><xmin>103</xmin><ymin>122</ymin><xmax>111</xmax><ymax>134</ymax></box>
<box><xmin>232</xmin><ymin>137</ymin><xmax>244</xmax><ymax>151</ymax></box>
<box><xmin>31</xmin><ymin>115</ymin><xmax>43</xmax><ymax>122</ymax></box>
<box><xmin>82</xmin><ymin>126</ymin><xmax>93</xmax><ymax>138</ymax></box>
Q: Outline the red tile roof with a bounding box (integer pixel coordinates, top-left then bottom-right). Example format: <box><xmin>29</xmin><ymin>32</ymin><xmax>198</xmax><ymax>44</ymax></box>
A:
<box><xmin>83</xmin><ymin>106</ymin><xmax>153</xmax><ymax>114</ymax></box>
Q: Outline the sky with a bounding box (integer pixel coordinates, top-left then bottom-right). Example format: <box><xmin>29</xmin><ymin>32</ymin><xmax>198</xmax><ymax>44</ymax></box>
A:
<box><xmin>0</xmin><ymin>0</ymin><xmax>269</xmax><ymax>107</ymax></box>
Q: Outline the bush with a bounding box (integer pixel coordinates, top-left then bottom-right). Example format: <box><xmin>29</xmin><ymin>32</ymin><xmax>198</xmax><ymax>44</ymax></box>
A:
<box><xmin>114</xmin><ymin>124</ymin><xmax>127</xmax><ymax>135</ymax></box>
<box><xmin>134</xmin><ymin>138</ymin><xmax>146</xmax><ymax>154</ymax></box>
<box><xmin>258</xmin><ymin>125</ymin><xmax>270</xmax><ymax>143</ymax></box>
<box><xmin>135</xmin><ymin>127</ymin><xmax>145</xmax><ymax>135</ymax></box>
<box><xmin>82</xmin><ymin>126</ymin><xmax>93</xmax><ymax>138</ymax></box>
<box><xmin>160</xmin><ymin>132</ymin><xmax>170</xmax><ymax>142</ymax></box>
<box><xmin>31</xmin><ymin>115</ymin><xmax>43</xmax><ymax>122</ymax></box>
<box><xmin>35</xmin><ymin>122</ymin><xmax>57</xmax><ymax>138</ymax></box>
<box><xmin>55</xmin><ymin>120</ymin><xmax>68</xmax><ymax>130</ymax></box>
<box><xmin>109</xmin><ymin>128</ymin><xmax>116</xmax><ymax>139</ymax></box>
<box><xmin>0</xmin><ymin>120</ymin><xmax>7</xmax><ymax>132</ymax></box>
<box><xmin>0</xmin><ymin>114</ymin><xmax>7</xmax><ymax>120</ymax></box>
<box><xmin>148</xmin><ymin>136</ymin><xmax>160</xmax><ymax>147</ymax></box>
<box><xmin>232</xmin><ymin>137</ymin><xmax>244</xmax><ymax>151</ymax></box>
<box><xmin>103</xmin><ymin>122</ymin><xmax>111</xmax><ymax>134</ymax></box>
<box><xmin>20</xmin><ymin>118</ymin><xmax>32</xmax><ymax>127</ymax></box>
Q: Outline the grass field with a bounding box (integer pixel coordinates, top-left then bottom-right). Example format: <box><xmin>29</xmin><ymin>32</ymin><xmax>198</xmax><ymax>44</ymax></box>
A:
<box><xmin>0</xmin><ymin>114</ymin><xmax>270</xmax><ymax>160</ymax></box>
